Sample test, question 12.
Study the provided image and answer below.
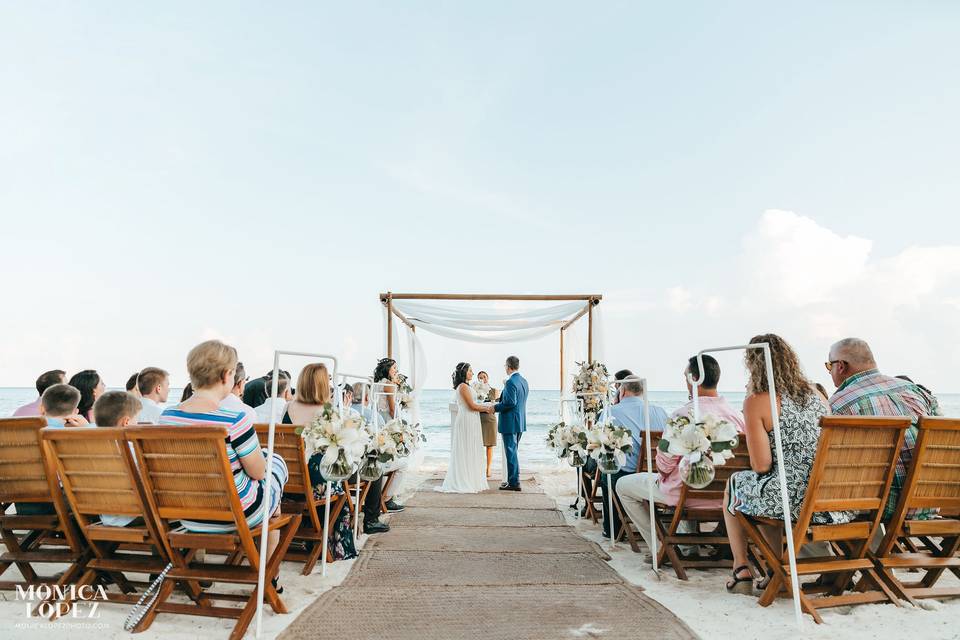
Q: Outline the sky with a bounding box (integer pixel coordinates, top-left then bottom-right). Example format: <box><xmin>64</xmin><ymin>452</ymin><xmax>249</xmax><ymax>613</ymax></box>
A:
<box><xmin>1</xmin><ymin>2</ymin><xmax>958</xmax><ymax>393</ymax></box>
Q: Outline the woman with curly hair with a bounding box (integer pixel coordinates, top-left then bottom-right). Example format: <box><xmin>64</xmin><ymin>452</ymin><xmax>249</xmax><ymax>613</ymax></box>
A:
<box><xmin>721</xmin><ymin>334</ymin><xmax>848</xmax><ymax>593</ymax></box>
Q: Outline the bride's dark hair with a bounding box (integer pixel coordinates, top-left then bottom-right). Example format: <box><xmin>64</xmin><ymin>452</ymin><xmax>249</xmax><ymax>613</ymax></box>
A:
<box><xmin>373</xmin><ymin>358</ymin><xmax>395</xmax><ymax>382</ymax></box>
<box><xmin>452</xmin><ymin>362</ymin><xmax>470</xmax><ymax>389</ymax></box>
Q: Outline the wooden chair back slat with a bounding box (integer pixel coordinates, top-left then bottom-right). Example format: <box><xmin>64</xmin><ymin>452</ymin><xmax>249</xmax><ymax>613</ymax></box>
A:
<box><xmin>0</xmin><ymin>418</ymin><xmax>55</xmax><ymax>502</ymax></box>
<box><xmin>42</xmin><ymin>427</ymin><xmax>142</xmax><ymax>517</ymax></box>
<box><xmin>910</xmin><ymin>418</ymin><xmax>960</xmax><ymax>506</ymax></box>
<box><xmin>806</xmin><ymin>416</ymin><xmax>910</xmax><ymax>515</ymax></box>
<box><xmin>254</xmin><ymin>424</ymin><xmax>309</xmax><ymax>495</ymax></box>
<box><xmin>634</xmin><ymin>432</ymin><xmax>662</xmax><ymax>473</ymax></box>
<box><xmin>126</xmin><ymin>425</ymin><xmax>240</xmax><ymax>525</ymax></box>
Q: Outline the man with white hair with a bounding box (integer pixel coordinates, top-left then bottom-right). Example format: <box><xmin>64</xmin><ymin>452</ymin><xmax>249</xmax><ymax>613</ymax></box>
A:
<box><xmin>827</xmin><ymin>337</ymin><xmax>941</xmax><ymax>519</ymax></box>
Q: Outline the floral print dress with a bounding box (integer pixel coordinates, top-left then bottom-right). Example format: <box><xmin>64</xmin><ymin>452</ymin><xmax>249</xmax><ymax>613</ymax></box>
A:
<box><xmin>728</xmin><ymin>392</ymin><xmax>851</xmax><ymax>525</ymax></box>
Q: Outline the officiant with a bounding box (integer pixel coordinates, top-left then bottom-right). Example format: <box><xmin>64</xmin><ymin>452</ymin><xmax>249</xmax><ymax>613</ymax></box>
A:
<box><xmin>477</xmin><ymin>371</ymin><xmax>499</xmax><ymax>478</ymax></box>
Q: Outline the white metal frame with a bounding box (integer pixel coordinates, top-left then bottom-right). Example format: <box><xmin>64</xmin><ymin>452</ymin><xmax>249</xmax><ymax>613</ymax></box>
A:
<box><xmin>337</xmin><ymin>373</ymin><xmax>374</xmax><ymax>539</ymax></box>
<box><xmin>255</xmin><ymin>351</ymin><xmax>338</xmax><ymax>639</ymax></box>
<box><xmin>688</xmin><ymin>344</ymin><xmax>803</xmax><ymax>630</ymax></box>
<box><xmin>556</xmin><ymin>397</ymin><xmax>585</xmax><ymax>521</ymax></box>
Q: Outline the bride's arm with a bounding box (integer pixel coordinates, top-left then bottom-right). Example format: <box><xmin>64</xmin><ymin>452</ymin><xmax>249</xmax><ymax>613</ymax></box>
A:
<box><xmin>458</xmin><ymin>384</ymin><xmax>488</xmax><ymax>412</ymax></box>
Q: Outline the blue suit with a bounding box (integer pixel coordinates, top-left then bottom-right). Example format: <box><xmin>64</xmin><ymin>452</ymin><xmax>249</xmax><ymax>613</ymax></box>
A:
<box><xmin>494</xmin><ymin>372</ymin><xmax>528</xmax><ymax>487</ymax></box>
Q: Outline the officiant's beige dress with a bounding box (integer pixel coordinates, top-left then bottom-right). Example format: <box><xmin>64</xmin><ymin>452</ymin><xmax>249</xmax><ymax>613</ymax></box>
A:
<box><xmin>479</xmin><ymin>387</ymin><xmax>499</xmax><ymax>447</ymax></box>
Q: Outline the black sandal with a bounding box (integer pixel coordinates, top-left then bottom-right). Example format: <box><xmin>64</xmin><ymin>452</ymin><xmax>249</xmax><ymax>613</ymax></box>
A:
<box><xmin>756</xmin><ymin>568</ymin><xmax>774</xmax><ymax>591</ymax></box>
<box><xmin>726</xmin><ymin>565</ymin><xmax>753</xmax><ymax>594</ymax></box>
<box><xmin>271</xmin><ymin>577</ymin><xmax>284</xmax><ymax>595</ymax></box>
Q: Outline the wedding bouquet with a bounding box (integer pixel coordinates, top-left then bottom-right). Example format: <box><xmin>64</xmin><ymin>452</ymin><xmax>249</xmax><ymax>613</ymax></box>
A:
<box><xmin>572</xmin><ymin>361</ymin><xmax>609</xmax><ymax>419</ymax></box>
<box><xmin>658</xmin><ymin>413</ymin><xmax>738</xmax><ymax>488</ymax></box>
<box><xmin>383</xmin><ymin>416</ymin><xmax>426</xmax><ymax>457</ymax></box>
<box><xmin>585</xmin><ymin>418</ymin><xmax>633</xmax><ymax>473</ymax></box>
<box><xmin>296</xmin><ymin>403</ymin><xmax>371</xmax><ymax>479</ymax></box>
<box><xmin>472</xmin><ymin>380</ymin><xmax>492</xmax><ymax>402</ymax></box>
<box><xmin>396</xmin><ymin>373</ymin><xmax>414</xmax><ymax>410</ymax></box>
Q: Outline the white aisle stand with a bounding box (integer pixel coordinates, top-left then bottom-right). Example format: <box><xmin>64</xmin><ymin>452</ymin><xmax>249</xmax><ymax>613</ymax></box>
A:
<box><xmin>369</xmin><ymin>381</ymin><xmax>399</xmax><ymax>514</ymax></box>
<box><xmin>688</xmin><ymin>344</ymin><xmax>803</xmax><ymax>631</ymax></box>
<box><xmin>577</xmin><ymin>389</ymin><xmax>616</xmax><ymax>551</ymax></box>
<box><xmin>336</xmin><ymin>373</ymin><xmax>374</xmax><ymax>540</ymax></box>
<box><xmin>555</xmin><ymin>396</ymin><xmax>585</xmax><ymax>520</ymax></box>
<box><xmin>256</xmin><ymin>351</ymin><xmax>338</xmax><ymax>639</ymax></box>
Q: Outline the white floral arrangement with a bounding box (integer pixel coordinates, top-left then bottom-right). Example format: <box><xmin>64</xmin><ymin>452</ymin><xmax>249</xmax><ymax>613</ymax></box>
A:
<box><xmin>658</xmin><ymin>413</ymin><xmax>738</xmax><ymax>464</ymax></box>
<box><xmin>297</xmin><ymin>403</ymin><xmax>371</xmax><ymax>469</ymax></box>
<box><xmin>585</xmin><ymin>418</ymin><xmax>633</xmax><ymax>467</ymax></box>
<box><xmin>546</xmin><ymin>420</ymin><xmax>588</xmax><ymax>458</ymax></box>
<box><xmin>396</xmin><ymin>373</ymin><xmax>414</xmax><ymax>410</ymax></box>
<box><xmin>364</xmin><ymin>422</ymin><xmax>400</xmax><ymax>463</ymax></box>
<box><xmin>383</xmin><ymin>416</ymin><xmax>425</xmax><ymax>457</ymax></box>
<box><xmin>472</xmin><ymin>380</ymin><xmax>492</xmax><ymax>402</ymax></box>
<box><xmin>572</xmin><ymin>361</ymin><xmax>609</xmax><ymax>418</ymax></box>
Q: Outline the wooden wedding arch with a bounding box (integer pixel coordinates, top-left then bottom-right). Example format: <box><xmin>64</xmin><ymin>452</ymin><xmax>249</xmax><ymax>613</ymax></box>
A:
<box><xmin>379</xmin><ymin>292</ymin><xmax>602</xmax><ymax>391</ymax></box>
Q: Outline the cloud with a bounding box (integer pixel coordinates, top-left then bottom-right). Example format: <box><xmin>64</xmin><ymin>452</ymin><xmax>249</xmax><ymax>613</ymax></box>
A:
<box><xmin>741</xmin><ymin>209</ymin><xmax>872</xmax><ymax>306</ymax></box>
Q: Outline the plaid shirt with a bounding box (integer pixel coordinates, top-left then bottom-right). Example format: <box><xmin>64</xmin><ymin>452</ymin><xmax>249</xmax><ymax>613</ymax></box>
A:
<box><xmin>829</xmin><ymin>369</ymin><xmax>941</xmax><ymax>520</ymax></box>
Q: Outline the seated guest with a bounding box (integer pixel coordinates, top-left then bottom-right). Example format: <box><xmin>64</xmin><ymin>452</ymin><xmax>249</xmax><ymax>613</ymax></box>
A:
<box><xmin>16</xmin><ymin>384</ymin><xmax>86</xmax><ymax>515</ymax></box>
<box><xmin>596</xmin><ymin>372</ymin><xmax>669</xmax><ymax>538</ymax></box>
<box><xmin>125</xmin><ymin>373</ymin><xmax>142</xmax><ymax>398</ymax></box>
<box><xmin>341</xmin><ymin>385</ymin><xmax>360</xmax><ymax>418</ymax></box>
<box><xmin>160</xmin><ymin>340</ymin><xmax>289</xmax><ymax>587</ymax></box>
<box><xmin>617</xmin><ymin>355</ymin><xmax>745</xmax><ymax>559</ymax></box>
<box><xmin>243</xmin><ymin>371</ymin><xmax>273</xmax><ymax>408</ymax></box>
<box><xmin>93</xmin><ymin>391</ymin><xmax>144</xmax><ymax>527</ymax></box>
<box><xmin>180</xmin><ymin>383</ymin><xmax>194</xmax><ymax>402</ymax></box>
<box><xmin>136</xmin><ymin>367</ymin><xmax>170</xmax><ymax>424</ymax></box>
<box><xmin>723</xmin><ymin>334</ymin><xmax>846</xmax><ymax>593</ymax></box>
<box><xmin>220</xmin><ymin>361</ymin><xmax>257</xmax><ymax>422</ymax></box>
<box><xmin>39</xmin><ymin>383</ymin><xmax>88</xmax><ymax>428</ymax></box>
<box><xmin>254</xmin><ymin>371</ymin><xmax>293</xmax><ymax>424</ymax></box>
<box><xmin>351</xmin><ymin>382</ymin><xmax>374</xmax><ymax>422</ymax></box>
<box><xmin>827</xmin><ymin>338</ymin><xmax>941</xmax><ymax>519</ymax></box>
<box><xmin>68</xmin><ymin>370</ymin><xmax>105</xmax><ymax>422</ymax></box>
<box><xmin>284</xmin><ymin>364</ymin><xmax>390</xmax><ymax>534</ymax></box>
<box><xmin>13</xmin><ymin>369</ymin><xmax>66</xmax><ymax>416</ymax></box>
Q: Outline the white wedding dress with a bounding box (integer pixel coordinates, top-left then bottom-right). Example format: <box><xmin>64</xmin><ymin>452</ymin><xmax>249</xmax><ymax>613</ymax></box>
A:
<box><xmin>437</xmin><ymin>386</ymin><xmax>488</xmax><ymax>493</ymax></box>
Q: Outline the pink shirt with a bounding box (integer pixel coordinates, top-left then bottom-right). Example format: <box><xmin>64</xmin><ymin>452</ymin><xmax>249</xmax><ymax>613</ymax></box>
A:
<box><xmin>655</xmin><ymin>396</ymin><xmax>746</xmax><ymax>508</ymax></box>
<box><xmin>13</xmin><ymin>398</ymin><xmax>42</xmax><ymax>417</ymax></box>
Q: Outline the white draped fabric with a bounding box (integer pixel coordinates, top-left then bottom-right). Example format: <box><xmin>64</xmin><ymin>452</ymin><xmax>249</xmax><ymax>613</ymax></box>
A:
<box><xmin>392</xmin><ymin>300</ymin><xmax>587</xmax><ymax>344</ymax></box>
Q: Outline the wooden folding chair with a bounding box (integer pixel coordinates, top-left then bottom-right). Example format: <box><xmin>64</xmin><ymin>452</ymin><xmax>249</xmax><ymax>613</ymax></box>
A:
<box><xmin>738</xmin><ymin>416</ymin><xmax>910</xmax><ymax>623</ymax></box>
<box><xmin>586</xmin><ymin>467</ymin><xmax>604</xmax><ymax>524</ymax></box>
<box><xmin>872</xmin><ymin>416</ymin><xmax>960</xmax><ymax>604</ymax></box>
<box><xmin>380</xmin><ymin>469</ymin><xmax>397</xmax><ymax>514</ymax></box>
<box><xmin>341</xmin><ymin>478</ymin><xmax>372</xmax><ymax>528</ymax></box>
<box><xmin>41</xmin><ymin>426</ymin><xmax>211</xmax><ymax>621</ymax></box>
<box><xmin>0</xmin><ymin>418</ymin><xmax>88</xmax><ymax>610</ymax></box>
<box><xmin>254</xmin><ymin>423</ymin><xmax>345</xmax><ymax>574</ymax></box>
<box><xmin>654</xmin><ymin>439</ymin><xmax>752</xmax><ymax>579</ymax></box>
<box><xmin>127</xmin><ymin>425</ymin><xmax>301</xmax><ymax>640</ymax></box>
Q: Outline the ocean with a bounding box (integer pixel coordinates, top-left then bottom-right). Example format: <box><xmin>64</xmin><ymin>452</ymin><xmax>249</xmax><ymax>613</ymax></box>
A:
<box><xmin>3</xmin><ymin>388</ymin><xmax>959</xmax><ymax>472</ymax></box>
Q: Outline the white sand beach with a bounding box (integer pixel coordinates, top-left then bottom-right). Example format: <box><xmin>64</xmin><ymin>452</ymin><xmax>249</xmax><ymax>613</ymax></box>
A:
<box><xmin>536</xmin><ymin>467</ymin><xmax>960</xmax><ymax>640</ymax></box>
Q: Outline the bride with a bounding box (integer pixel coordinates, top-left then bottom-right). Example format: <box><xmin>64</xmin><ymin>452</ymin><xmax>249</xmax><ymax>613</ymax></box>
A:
<box><xmin>437</xmin><ymin>362</ymin><xmax>493</xmax><ymax>493</ymax></box>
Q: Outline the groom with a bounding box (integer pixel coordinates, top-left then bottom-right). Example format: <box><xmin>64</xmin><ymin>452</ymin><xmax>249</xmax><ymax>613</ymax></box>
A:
<box><xmin>494</xmin><ymin>355</ymin><xmax>528</xmax><ymax>492</ymax></box>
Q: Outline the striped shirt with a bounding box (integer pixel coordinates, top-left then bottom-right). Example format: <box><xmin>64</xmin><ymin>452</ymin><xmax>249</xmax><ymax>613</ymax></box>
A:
<box><xmin>159</xmin><ymin>407</ymin><xmax>265</xmax><ymax>532</ymax></box>
<box><xmin>829</xmin><ymin>369</ymin><xmax>941</xmax><ymax>520</ymax></box>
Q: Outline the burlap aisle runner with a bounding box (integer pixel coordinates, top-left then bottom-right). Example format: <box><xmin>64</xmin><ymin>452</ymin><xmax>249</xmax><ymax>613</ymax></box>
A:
<box><xmin>279</xmin><ymin>476</ymin><xmax>698</xmax><ymax>640</ymax></box>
